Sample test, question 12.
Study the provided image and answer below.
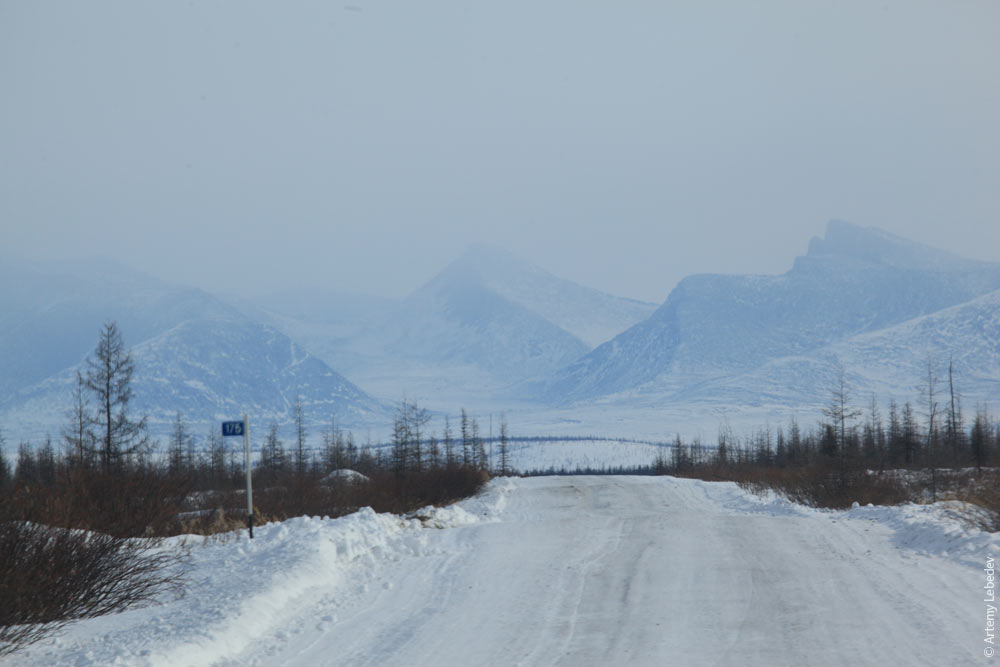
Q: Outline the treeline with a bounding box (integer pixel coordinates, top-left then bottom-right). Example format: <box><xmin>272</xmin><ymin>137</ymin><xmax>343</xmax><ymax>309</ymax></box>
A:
<box><xmin>657</xmin><ymin>395</ymin><xmax>999</xmax><ymax>478</ymax></box>
<box><xmin>0</xmin><ymin>322</ymin><xmax>498</xmax><ymax>536</ymax></box>
<box><xmin>498</xmin><ymin>435</ymin><xmax>666</xmax><ymax>445</ymax></box>
<box><xmin>0</xmin><ymin>403</ymin><xmax>494</xmax><ymax>539</ymax></box>
<box><xmin>523</xmin><ymin>463</ymin><xmax>662</xmax><ymax>477</ymax></box>
<box><xmin>387</xmin><ymin>403</ymin><xmax>513</xmax><ymax>475</ymax></box>
<box><xmin>651</xmin><ymin>370</ymin><xmax>1000</xmax><ymax>516</ymax></box>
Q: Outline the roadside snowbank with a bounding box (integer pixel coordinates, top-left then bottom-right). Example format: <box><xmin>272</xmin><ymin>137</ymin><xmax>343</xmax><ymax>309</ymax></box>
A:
<box><xmin>677</xmin><ymin>476</ymin><xmax>1000</xmax><ymax>570</ymax></box>
<box><xmin>11</xmin><ymin>475</ymin><xmax>997</xmax><ymax>666</ymax></box>
<box><xmin>12</xmin><ymin>478</ymin><xmax>514</xmax><ymax>666</ymax></box>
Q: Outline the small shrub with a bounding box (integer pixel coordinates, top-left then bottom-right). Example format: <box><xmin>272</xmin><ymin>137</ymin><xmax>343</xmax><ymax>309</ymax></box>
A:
<box><xmin>0</xmin><ymin>521</ymin><xmax>185</xmax><ymax>656</ymax></box>
<box><xmin>361</xmin><ymin>467</ymin><xmax>490</xmax><ymax>515</ymax></box>
<box><xmin>7</xmin><ymin>467</ymin><xmax>192</xmax><ymax>538</ymax></box>
<box><xmin>953</xmin><ymin>470</ymin><xmax>1000</xmax><ymax>531</ymax></box>
<box><xmin>676</xmin><ymin>463</ymin><xmax>912</xmax><ymax>509</ymax></box>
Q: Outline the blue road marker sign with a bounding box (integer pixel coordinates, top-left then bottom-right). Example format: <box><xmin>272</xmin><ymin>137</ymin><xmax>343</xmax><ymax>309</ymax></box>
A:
<box><xmin>222</xmin><ymin>420</ymin><xmax>245</xmax><ymax>437</ymax></box>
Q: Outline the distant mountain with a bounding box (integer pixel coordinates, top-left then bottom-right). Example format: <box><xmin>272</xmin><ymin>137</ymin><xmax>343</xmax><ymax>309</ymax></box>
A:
<box><xmin>223</xmin><ymin>288</ymin><xmax>398</xmax><ymax>376</ymax></box>
<box><xmin>0</xmin><ymin>256</ymin><xmax>242</xmax><ymax>398</ymax></box>
<box><xmin>131</xmin><ymin>317</ymin><xmax>386</xmax><ymax>426</ymax></box>
<box><xmin>540</xmin><ymin>221</ymin><xmax>1000</xmax><ymax>402</ymax></box>
<box><xmin>4</xmin><ymin>316</ymin><xmax>385</xmax><ymax>439</ymax></box>
<box><xmin>683</xmin><ymin>288</ymin><xmax>1000</xmax><ymax>408</ymax></box>
<box><xmin>382</xmin><ymin>246</ymin><xmax>656</xmax><ymax>379</ymax></box>
<box><xmin>387</xmin><ymin>264</ymin><xmax>589</xmax><ymax>379</ymax></box>
<box><xmin>0</xmin><ymin>258</ymin><xmax>387</xmax><ymax>441</ymax></box>
<box><xmin>447</xmin><ymin>246</ymin><xmax>657</xmax><ymax>348</ymax></box>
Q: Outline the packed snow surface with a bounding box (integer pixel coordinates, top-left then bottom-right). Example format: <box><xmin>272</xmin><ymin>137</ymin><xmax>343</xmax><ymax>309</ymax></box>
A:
<box><xmin>13</xmin><ymin>476</ymin><xmax>997</xmax><ymax>666</ymax></box>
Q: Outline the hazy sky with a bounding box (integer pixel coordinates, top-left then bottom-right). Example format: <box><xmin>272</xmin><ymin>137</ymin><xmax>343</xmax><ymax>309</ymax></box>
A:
<box><xmin>2</xmin><ymin>0</ymin><xmax>998</xmax><ymax>303</ymax></box>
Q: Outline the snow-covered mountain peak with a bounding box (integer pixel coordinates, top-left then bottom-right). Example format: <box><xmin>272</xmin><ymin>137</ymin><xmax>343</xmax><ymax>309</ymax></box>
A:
<box><xmin>537</xmin><ymin>221</ymin><xmax>1000</xmax><ymax>404</ymax></box>
<box><xmin>0</xmin><ymin>259</ymin><xmax>389</xmax><ymax>440</ymax></box>
<box><xmin>413</xmin><ymin>245</ymin><xmax>657</xmax><ymax>349</ymax></box>
<box><xmin>425</xmin><ymin>244</ymin><xmax>562</xmax><ymax>296</ymax></box>
<box><xmin>805</xmin><ymin>219</ymin><xmax>994</xmax><ymax>272</ymax></box>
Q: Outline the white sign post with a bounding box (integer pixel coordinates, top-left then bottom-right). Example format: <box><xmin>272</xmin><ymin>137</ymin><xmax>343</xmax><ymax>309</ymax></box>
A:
<box><xmin>222</xmin><ymin>416</ymin><xmax>254</xmax><ymax>539</ymax></box>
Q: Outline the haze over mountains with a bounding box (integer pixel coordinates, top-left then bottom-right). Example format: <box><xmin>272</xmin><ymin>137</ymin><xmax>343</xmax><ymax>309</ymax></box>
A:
<box><xmin>0</xmin><ymin>257</ymin><xmax>235</xmax><ymax>398</ymax></box>
<box><xmin>0</xmin><ymin>259</ymin><xmax>385</xmax><ymax>440</ymax></box>
<box><xmin>239</xmin><ymin>246</ymin><xmax>657</xmax><ymax>403</ymax></box>
<box><xmin>688</xmin><ymin>288</ymin><xmax>1000</xmax><ymax>409</ymax></box>
<box><xmin>382</xmin><ymin>246</ymin><xmax>656</xmax><ymax>378</ymax></box>
<box><xmin>538</xmin><ymin>220</ymin><xmax>1000</xmax><ymax>406</ymax></box>
<box><xmin>1</xmin><ymin>220</ymin><xmax>998</xmax><ymax>444</ymax></box>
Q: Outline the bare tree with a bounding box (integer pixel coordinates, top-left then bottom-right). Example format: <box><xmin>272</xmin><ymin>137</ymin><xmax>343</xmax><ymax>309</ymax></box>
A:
<box><xmin>167</xmin><ymin>412</ymin><xmax>191</xmax><ymax>476</ymax></box>
<box><xmin>923</xmin><ymin>359</ymin><xmax>941</xmax><ymax>501</ymax></box>
<box><xmin>971</xmin><ymin>406</ymin><xmax>990</xmax><ymax>475</ymax></box>
<box><xmin>344</xmin><ymin>431</ymin><xmax>357</xmax><ymax>468</ymax></box>
<box><xmin>390</xmin><ymin>401</ymin><xmax>430</xmax><ymax>473</ymax></box>
<box><xmin>672</xmin><ymin>433</ymin><xmax>689</xmax><ymax>470</ymax></box>
<box><xmin>0</xmin><ymin>428</ymin><xmax>10</xmax><ymax>495</ymax></box>
<box><xmin>945</xmin><ymin>357</ymin><xmax>965</xmax><ymax>464</ymax></box>
<box><xmin>822</xmin><ymin>369</ymin><xmax>861</xmax><ymax>485</ymax></box>
<box><xmin>205</xmin><ymin>425</ymin><xmax>226</xmax><ymax>487</ymax></box>
<box><xmin>0</xmin><ymin>522</ymin><xmax>184</xmax><ymax>656</ymax></box>
<box><xmin>83</xmin><ymin>322</ymin><xmax>148</xmax><ymax>474</ymax></box>
<box><xmin>787</xmin><ymin>418</ymin><xmax>802</xmax><ymax>465</ymax></box>
<box><xmin>62</xmin><ymin>372</ymin><xmax>95</xmax><ymax>467</ymax></box>
<box><xmin>407</xmin><ymin>401</ymin><xmax>430</xmax><ymax>472</ymax></box>
<box><xmin>322</xmin><ymin>415</ymin><xmax>347</xmax><ymax>472</ymax></box>
<box><xmin>14</xmin><ymin>443</ymin><xmax>37</xmax><ymax>487</ymax></box>
<box><xmin>716</xmin><ymin>422</ymin><xmax>731</xmax><ymax>467</ymax></box>
<box><xmin>261</xmin><ymin>421</ymin><xmax>286</xmax><ymax>479</ymax></box>
<box><xmin>922</xmin><ymin>359</ymin><xmax>940</xmax><ymax>454</ymax></box>
<box><xmin>460</xmin><ymin>409</ymin><xmax>470</xmax><ymax>466</ymax></box>
<box><xmin>774</xmin><ymin>426</ymin><xmax>787</xmax><ymax>467</ymax></box>
<box><xmin>902</xmin><ymin>401</ymin><xmax>920</xmax><ymax>464</ymax></box>
<box><xmin>862</xmin><ymin>393</ymin><xmax>885</xmax><ymax>470</ymax></box>
<box><xmin>36</xmin><ymin>436</ymin><xmax>56</xmax><ymax>486</ymax></box>
<box><xmin>427</xmin><ymin>434</ymin><xmax>441</xmax><ymax>469</ymax></box>
<box><xmin>293</xmin><ymin>396</ymin><xmax>308</xmax><ymax>477</ymax></box>
<box><xmin>391</xmin><ymin>406</ymin><xmax>409</xmax><ymax>474</ymax></box>
<box><xmin>442</xmin><ymin>416</ymin><xmax>455</xmax><ymax>467</ymax></box>
<box><xmin>471</xmin><ymin>418</ymin><xmax>486</xmax><ymax>470</ymax></box>
<box><xmin>498</xmin><ymin>415</ymin><xmax>510</xmax><ymax>476</ymax></box>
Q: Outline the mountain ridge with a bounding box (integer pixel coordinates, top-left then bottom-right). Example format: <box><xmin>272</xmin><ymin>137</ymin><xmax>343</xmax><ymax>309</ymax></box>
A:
<box><xmin>0</xmin><ymin>259</ymin><xmax>388</xmax><ymax>440</ymax></box>
<box><xmin>538</xmin><ymin>220</ymin><xmax>1000</xmax><ymax>403</ymax></box>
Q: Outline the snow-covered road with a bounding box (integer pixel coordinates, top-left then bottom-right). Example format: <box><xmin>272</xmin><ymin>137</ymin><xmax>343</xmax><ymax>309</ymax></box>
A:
<box><xmin>16</xmin><ymin>476</ymin><xmax>996</xmax><ymax>666</ymax></box>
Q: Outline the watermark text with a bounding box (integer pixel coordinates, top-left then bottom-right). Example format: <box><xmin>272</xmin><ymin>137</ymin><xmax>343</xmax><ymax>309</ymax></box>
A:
<box><xmin>986</xmin><ymin>555</ymin><xmax>995</xmax><ymax>657</ymax></box>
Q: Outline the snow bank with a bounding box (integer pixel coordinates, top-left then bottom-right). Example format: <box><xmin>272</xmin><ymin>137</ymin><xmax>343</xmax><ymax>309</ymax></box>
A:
<box><xmin>13</xmin><ymin>479</ymin><xmax>514</xmax><ymax>666</ymax></box>
<box><xmin>672</xmin><ymin>476</ymin><xmax>1000</xmax><ymax>570</ymax></box>
<box><xmin>13</xmin><ymin>474</ymin><xmax>995</xmax><ymax>666</ymax></box>
<box><xmin>842</xmin><ymin>500</ymin><xmax>1000</xmax><ymax>569</ymax></box>
<box><xmin>320</xmin><ymin>469</ymin><xmax>371</xmax><ymax>484</ymax></box>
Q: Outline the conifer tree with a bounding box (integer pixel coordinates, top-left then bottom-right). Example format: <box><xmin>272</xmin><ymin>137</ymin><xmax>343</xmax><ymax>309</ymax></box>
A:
<box><xmin>294</xmin><ymin>396</ymin><xmax>308</xmax><ymax>477</ymax></box>
<box><xmin>83</xmin><ymin>322</ymin><xmax>148</xmax><ymax>474</ymax></box>
<box><xmin>498</xmin><ymin>415</ymin><xmax>510</xmax><ymax>476</ymax></box>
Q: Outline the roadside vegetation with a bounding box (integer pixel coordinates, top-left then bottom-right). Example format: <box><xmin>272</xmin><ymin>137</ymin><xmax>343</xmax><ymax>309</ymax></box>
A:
<box><xmin>654</xmin><ymin>422</ymin><xmax>1000</xmax><ymax>522</ymax></box>
<box><xmin>524</xmin><ymin>368</ymin><xmax>1000</xmax><ymax>530</ymax></box>
<box><xmin>3</xmin><ymin>322</ymin><xmax>998</xmax><ymax>655</ymax></box>
<box><xmin>659</xmin><ymin>368</ymin><xmax>1000</xmax><ymax>522</ymax></box>
<box><xmin>0</xmin><ymin>322</ymin><xmax>489</xmax><ymax>655</ymax></box>
<box><xmin>641</xmin><ymin>368</ymin><xmax>1000</xmax><ymax>530</ymax></box>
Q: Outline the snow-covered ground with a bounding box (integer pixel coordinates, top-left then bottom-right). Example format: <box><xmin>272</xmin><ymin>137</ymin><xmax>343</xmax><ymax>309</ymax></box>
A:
<box><xmin>11</xmin><ymin>476</ymin><xmax>998</xmax><ymax>666</ymax></box>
